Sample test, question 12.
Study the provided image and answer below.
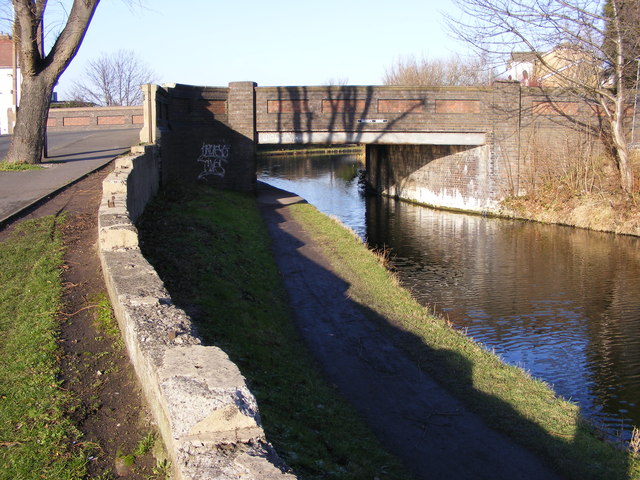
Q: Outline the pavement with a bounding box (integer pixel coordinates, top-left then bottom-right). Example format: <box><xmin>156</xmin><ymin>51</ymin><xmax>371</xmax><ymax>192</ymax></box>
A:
<box><xmin>0</xmin><ymin>127</ymin><xmax>141</xmax><ymax>225</ymax></box>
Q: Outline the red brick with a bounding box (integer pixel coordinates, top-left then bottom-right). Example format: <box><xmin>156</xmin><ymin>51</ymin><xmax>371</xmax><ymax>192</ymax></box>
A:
<box><xmin>267</xmin><ymin>100</ymin><xmax>310</xmax><ymax>113</ymax></box>
<box><xmin>204</xmin><ymin>100</ymin><xmax>226</xmax><ymax>115</ymax></box>
<box><xmin>532</xmin><ymin>101</ymin><xmax>579</xmax><ymax>116</ymax></box>
<box><xmin>63</xmin><ymin>117</ymin><xmax>91</xmax><ymax>126</ymax></box>
<box><xmin>321</xmin><ymin>99</ymin><xmax>368</xmax><ymax>113</ymax></box>
<box><xmin>378</xmin><ymin>99</ymin><xmax>425</xmax><ymax>113</ymax></box>
<box><xmin>435</xmin><ymin>99</ymin><xmax>481</xmax><ymax>114</ymax></box>
<box><xmin>98</xmin><ymin>115</ymin><xmax>125</xmax><ymax>125</ymax></box>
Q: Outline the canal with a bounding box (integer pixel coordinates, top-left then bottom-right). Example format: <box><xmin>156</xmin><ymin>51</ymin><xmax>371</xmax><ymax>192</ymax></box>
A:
<box><xmin>257</xmin><ymin>151</ymin><xmax>640</xmax><ymax>443</ymax></box>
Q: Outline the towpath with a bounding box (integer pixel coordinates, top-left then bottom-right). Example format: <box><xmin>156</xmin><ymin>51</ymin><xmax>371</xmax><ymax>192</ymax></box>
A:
<box><xmin>256</xmin><ymin>181</ymin><xmax>564</xmax><ymax>480</ymax></box>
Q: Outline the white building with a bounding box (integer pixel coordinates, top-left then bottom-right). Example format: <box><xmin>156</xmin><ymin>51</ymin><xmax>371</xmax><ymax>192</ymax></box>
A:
<box><xmin>503</xmin><ymin>52</ymin><xmax>537</xmax><ymax>86</ymax></box>
<box><xmin>0</xmin><ymin>34</ymin><xmax>20</xmax><ymax>135</ymax></box>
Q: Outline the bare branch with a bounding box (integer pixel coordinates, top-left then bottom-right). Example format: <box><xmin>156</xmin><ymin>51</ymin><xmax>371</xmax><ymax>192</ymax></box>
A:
<box><xmin>446</xmin><ymin>0</ymin><xmax>639</xmax><ymax>193</ymax></box>
<box><xmin>383</xmin><ymin>53</ymin><xmax>495</xmax><ymax>86</ymax></box>
<box><xmin>69</xmin><ymin>49</ymin><xmax>157</xmax><ymax>106</ymax></box>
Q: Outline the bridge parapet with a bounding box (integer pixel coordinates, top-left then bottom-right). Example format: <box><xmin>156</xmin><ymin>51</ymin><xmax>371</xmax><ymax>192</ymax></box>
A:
<box><xmin>141</xmin><ymin>80</ymin><xmax>616</xmax><ymax>208</ymax></box>
<box><xmin>256</xmin><ymin>85</ymin><xmax>492</xmax><ymax>145</ymax></box>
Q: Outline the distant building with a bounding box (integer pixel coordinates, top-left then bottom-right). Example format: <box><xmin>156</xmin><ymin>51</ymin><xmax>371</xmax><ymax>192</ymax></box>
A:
<box><xmin>0</xmin><ymin>34</ymin><xmax>19</xmax><ymax>135</ymax></box>
<box><xmin>503</xmin><ymin>47</ymin><xmax>597</xmax><ymax>88</ymax></box>
<box><xmin>504</xmin><ymin>52</ymin><xmax>537</xmax><ymax>86</ymax></box>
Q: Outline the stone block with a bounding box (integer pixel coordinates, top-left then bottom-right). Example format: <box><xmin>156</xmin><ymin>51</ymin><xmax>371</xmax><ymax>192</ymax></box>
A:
<box><xmin>160</xmin><ymin>346</ymin><xmax>263</xmax><ymax>443</ymax></box>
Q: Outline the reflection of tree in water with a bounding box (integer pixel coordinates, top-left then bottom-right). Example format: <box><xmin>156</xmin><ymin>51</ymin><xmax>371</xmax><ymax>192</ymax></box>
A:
<box><xmin>260</xmin><ymin>150</ymin><xmax>640</xmax><ymax>444</ymax></box>
<box><xmin>257</xmin><ymin>153</ymin><xmax>361</xmax><ymax>182</ymax></box>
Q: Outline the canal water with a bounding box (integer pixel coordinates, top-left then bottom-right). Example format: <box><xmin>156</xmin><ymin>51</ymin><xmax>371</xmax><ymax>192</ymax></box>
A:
<box><xmin>257</xmin><ymin>152</ymin><xmax>640</xmax><ymax>442</ymax></box>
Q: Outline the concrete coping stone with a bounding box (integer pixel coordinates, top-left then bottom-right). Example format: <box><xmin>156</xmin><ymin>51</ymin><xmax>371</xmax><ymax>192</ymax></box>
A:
<box><xmin>98</xmin><ymin>147</ymin><xmax>295</xmax><ymax>479</ymax></box>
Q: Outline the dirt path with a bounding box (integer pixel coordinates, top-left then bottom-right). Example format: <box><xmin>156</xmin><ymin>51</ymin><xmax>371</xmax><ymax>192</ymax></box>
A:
<box><xmin>256</xmin><ymin>182</ymin><xmax>564</xmax><ymax>480</ymax></box>
<box><xmin>0</xmin><ymin>164</ymin><xmax>157</xmax><ymax>478</ymax></box>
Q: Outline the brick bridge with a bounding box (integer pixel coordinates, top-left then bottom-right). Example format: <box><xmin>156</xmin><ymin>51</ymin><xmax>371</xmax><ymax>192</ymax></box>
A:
<box><xmin>141</xmin><ymin>81</ymin><xmax>602</xmax><ymax>213</ymax></box>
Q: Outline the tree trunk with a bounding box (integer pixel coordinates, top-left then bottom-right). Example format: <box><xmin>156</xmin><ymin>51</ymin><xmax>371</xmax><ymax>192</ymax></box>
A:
<box><xmin>5</xmin><ymin>74</ymin><xmax>54</xmax><ymax>164</ymax></box>
<box><xmin>610</xmin><ymin>89</ymin><xmax>635</xmax><ymax>194</ymax></box>
<box><xmin>614</xmin><ymin>142</ymin><xmax>634</xmax><ymax>194</ymax></box>
<box><xmin>4</xmin><ymin>0</ymin><xmax>101</xmax><ymax>165</ymax></box>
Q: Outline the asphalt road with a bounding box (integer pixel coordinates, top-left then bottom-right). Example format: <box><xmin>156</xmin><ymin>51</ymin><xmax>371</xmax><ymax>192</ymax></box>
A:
<box><xmin>0</xmin><ymin>127</ymin><xmax>141</xmax><ymax>224</ymax></box>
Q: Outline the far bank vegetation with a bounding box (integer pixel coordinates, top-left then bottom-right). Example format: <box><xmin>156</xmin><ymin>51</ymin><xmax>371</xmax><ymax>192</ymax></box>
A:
<box><xmin>499</xmin><ymin>123</ymin><xmax>640</xmax><ymax>235</ymax></box>
<box><xmin>445</xmin><ymin>0</ymin><xmax>639</xmax><ymax>233</ymax></box>
<box><xmin>385</xmin><ymin>1</ymin><xmax>640</xmax><ymax>235</ymax></box>
<box><xmin>383</xmin><ymin>53</ymin><xmax>495</xmax><ymax>86</ymax></box>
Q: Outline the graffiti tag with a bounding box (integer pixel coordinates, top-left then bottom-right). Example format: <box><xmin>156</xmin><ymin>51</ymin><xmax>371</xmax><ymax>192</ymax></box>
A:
<box><xmin>197</xmin><ymin>142</ymin><xmax>230</xmax><ymax>179</ymax></box>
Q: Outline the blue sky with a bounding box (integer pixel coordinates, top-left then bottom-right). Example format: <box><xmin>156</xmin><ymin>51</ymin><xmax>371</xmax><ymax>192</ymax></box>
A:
<box><xmin>11</xmin><ymin>0</ymin><xmax>469</xmax><ymax>98</ymax></box>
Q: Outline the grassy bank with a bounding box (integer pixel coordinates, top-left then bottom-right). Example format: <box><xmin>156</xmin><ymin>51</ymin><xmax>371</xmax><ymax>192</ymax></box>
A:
<box><xmin>0</xmin><ymin>162</ymin><xmax>44</xmax><ymax>171</ymax></box>
<box><xmin>0</xmin><ymin>216</ymin><xmax>86</xmax><ymax>479</ymax></box>
<box><xmin>499</xmin><ymin>190</ymin><xmax>640</xmax><ymax>236</ymax></box>
<box><xmin>287</xmin><ymin>202</ymin><xmax>640</xmax><ymax>480</ymax></box>
<box><xmin>498</xmin><ymin>151</ymin><xmax>640</xmax><ymax>237</ymax></box>
<box><xmin>138</xmin><ymin>182</ymin><xmax>639</xmax><ymax>480</ymax></box>
<box><xmin>138</xmin><ymin>184</ymin><xmax>411</xmax><ymax>480</ymax></box>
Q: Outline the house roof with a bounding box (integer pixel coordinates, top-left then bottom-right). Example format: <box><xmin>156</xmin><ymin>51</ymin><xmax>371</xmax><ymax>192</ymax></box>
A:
<box><xmin>509</xmin><ymin>52</ymin><xmax>537</xmax><ymax>64</ymax></box>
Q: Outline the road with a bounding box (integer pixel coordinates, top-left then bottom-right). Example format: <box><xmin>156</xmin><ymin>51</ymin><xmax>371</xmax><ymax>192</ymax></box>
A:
<box><xmin>0</xmin><ymin>127</ymin><xmax>141</xmax><ymax>224</ymax></box>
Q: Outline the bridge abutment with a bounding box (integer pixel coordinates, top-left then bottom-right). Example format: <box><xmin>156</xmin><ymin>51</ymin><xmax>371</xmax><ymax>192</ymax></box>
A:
<box><xmin>145</xmin><ymin>82</ymin><xmax>257</xmax><ymax>192</ymax></box>
<box><xmin>365</xmin><ymin>143</ymin><xmax>496</xmax><ymax>213</ymax></box>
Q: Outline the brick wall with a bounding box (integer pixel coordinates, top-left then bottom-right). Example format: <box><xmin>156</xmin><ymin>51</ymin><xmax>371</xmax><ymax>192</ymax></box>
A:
<box><xmin>46</xmin><ymin>106</ymin><xmax>143</xmax><ymax>130</ymax></box>
<box><xmin>154</xmin><ymin>83</ymin><xmax>257</xmax><ymax>192</ymax></box>
<box><xmin>255</xmin><ymin>85</ymin><xmax>492</xmax><ymax>137</ymax></box>
<box><xmin>145</xmin><ymin>81</ymin><xmax>624</xmax><ymax>210</ymax></box>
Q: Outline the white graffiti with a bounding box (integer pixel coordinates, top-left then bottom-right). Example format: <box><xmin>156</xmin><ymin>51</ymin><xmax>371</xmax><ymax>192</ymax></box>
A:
<box><xmin>197</xmin><ymin>142</ymin><xmax>230</xmax><ymax>179</ymax></box>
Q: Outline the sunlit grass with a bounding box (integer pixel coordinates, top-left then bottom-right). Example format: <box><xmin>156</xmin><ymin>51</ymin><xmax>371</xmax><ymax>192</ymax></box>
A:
<box><xmin>0</xmin><ymin>161</ymin><xmax>45</xmax><ymax>171</ymax></box>
<box><xmin>0</xmin><ymin>215</ymin><xmax>87</xmax><ymax>480</ymax></box>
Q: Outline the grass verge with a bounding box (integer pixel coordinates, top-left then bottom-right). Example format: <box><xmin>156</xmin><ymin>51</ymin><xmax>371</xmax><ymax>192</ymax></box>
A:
<box><xmin>0</xmin><ymin>162</ymin><xmax>45</xmax><ymax>171</ymax></box>
<box><xmin>138</xmin><ymin>183</ymin><xmax>412</xmax><ymax>480</ymax></box>
<box><xmin>0</xmin><ymin>216</ymin><xmax>87</xmax><ymax>479</ymax></box>
<box><xmin>287</xmin><ymin>201</ymin><xmax>640</xmax><ymax>480</ymax></box>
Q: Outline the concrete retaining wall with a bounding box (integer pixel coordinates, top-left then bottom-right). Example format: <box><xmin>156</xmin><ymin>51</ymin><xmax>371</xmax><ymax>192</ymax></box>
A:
<box><xmin>98</xmin><ymin>145</ymin><xmax>295</xmax><ymax>479</ymax></box>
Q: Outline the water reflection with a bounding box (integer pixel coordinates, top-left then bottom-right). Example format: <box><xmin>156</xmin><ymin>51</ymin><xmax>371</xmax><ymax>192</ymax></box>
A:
<box><xmin>258</xmin><ymin>153</ymin><xmax>640</xmax><ymax>441</ymax></box>
<box><xmin>258</xmin><ymin>154</ymin><xmax>367</xmax><ymax>237</ymax></box>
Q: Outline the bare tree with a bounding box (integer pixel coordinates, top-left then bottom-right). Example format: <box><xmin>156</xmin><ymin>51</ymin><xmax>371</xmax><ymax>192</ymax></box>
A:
<box><xmin>69</xmin><ymin>49</ymin><xmax>156</xmax><ymax>106</ymax></box>
<box><xmin>447</xmin><ymin>0</ymin><xmax>640</xmax><ymax>193</ymax></box>
<box><xmin>602</xmin><ymin>0</ymin><xmax>640</xmax><ymax>88</ymax></box>
<box><xmin>2</xmin><ymin>0</ymin><xmax>102</xmax><ymax>164</ymax></box>
<box><xmin>383</xmin><ymin>53</ymin><xmax>494</xmax><ymax>86</ymax></box>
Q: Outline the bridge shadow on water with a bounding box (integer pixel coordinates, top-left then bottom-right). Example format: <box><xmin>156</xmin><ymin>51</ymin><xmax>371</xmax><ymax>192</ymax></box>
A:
<box><xmin>255</xmin><ymin>183</ymin><xmax>631</xmax><ymax>480</ymax></box>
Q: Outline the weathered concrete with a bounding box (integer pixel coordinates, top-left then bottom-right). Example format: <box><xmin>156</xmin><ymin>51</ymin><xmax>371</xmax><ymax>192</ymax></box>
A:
<box><xmin>366</xmin><ymin>143</ymin><xmax>496</xmax><ymax>212</ymax></box>
<box><xmin>98</xmin><ymin>145</ymin><xmax>295</xmax><ymax>480</ymax></box>
<box><xmin>258</xmin><ymin>131</ymin><xmax>486</xmax><ymax>145</ymax></box>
